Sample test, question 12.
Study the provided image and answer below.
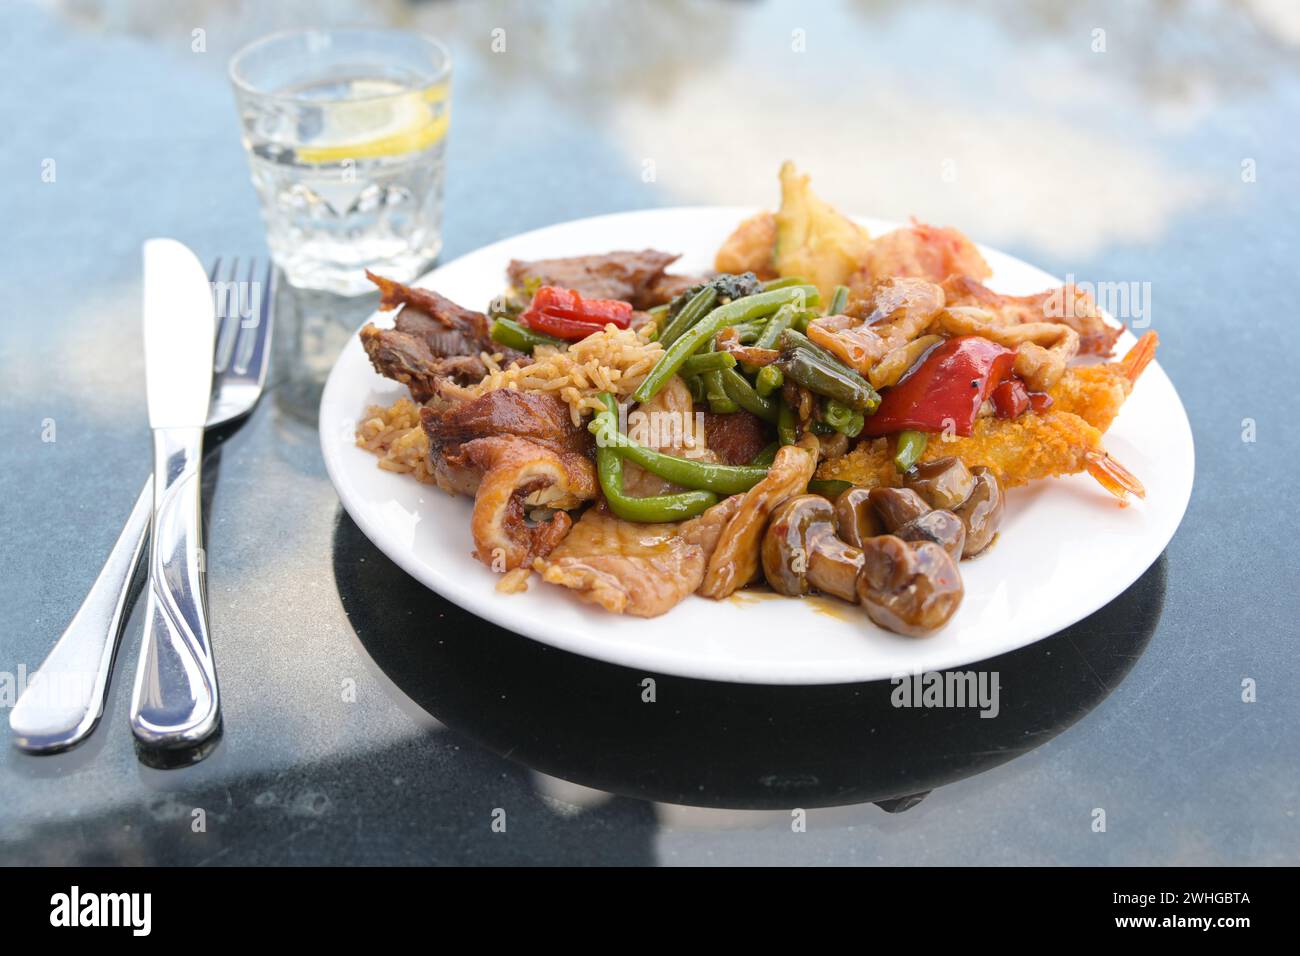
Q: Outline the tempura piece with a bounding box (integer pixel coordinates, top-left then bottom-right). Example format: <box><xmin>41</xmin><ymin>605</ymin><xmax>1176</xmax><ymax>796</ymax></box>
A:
<box><xmin>817</xmin><ymin>412</ymin><xmax>1144</xmax><ymax>503</ymax></box>
<box><xmin>773</xmin><ymin>162</ymin><xmax>873</xmax><ymax>303</ymax></box>
<box><xmin>847</xmin><ymin>222</ymin><xmax>991</xmax><ymax>296</ymax></box>
<box><xmin>1049</xmin><ymin>332</ymin><xmax>1158</xmax><ymax>433</ymax></box>
<box><xmin>715</xmin><ymin>211</ymin><xmax>778</xmax><ymax>279</ymax></box>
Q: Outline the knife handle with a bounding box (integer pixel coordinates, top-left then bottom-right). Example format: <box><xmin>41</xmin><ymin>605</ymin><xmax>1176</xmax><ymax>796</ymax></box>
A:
<box><xmin>130</xmin><ymin>426</ymin><xmax>221</xmax><ymax>749</ymax></box>
<box><xmin>9</xmin><ymin>479</ymin><xmax>152</xmax><ymax>753</ymax></box>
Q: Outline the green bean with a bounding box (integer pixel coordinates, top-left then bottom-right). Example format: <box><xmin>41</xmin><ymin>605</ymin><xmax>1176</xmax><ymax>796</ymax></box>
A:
<box><xmin>754</xmin><ymin>304</ymin><xmax>795</xmax><ymax>351</ymax></box>
<box><xmin>827</xmin><ymin>284</ymin><xmax>849</xmax><ymax>315</ymax></box>
<box><xmin>777</xmin><ymin>399</ymin><xmax>799</xmax><ymax>446</ymax></box>
<box><xmin>779</xmin><ymin>349</ymin><xmax>880</xmax><ymax>411</ymax></box>
<box><xmin>779</xmin><ymin>328</ymin><xmax>849</xmax><ymax>373</ymax></box>
<box><xmin>658</xmin><ymin>286</ymin><xmax>718</xmax><ymax>348</ymax></box>
<box><xmin>490</xmin><ymin>317</ymin><xmax>565</xmax><ymax>353</ymax></box>
<box><xmin>761</xmin><ymin>276</ymin><xmax>806</xmax><ymax>291</ymax></box>
<box><xmin>808</xmin><ymin>479</ymin><xmax>853</xmax><ymax>500</ymax></box>
<box><xmin>589</xmin><ymin>401</ymin><xmax>768</xmax><ymax>495</ymax></box>
<box><xmin>683</xmin><ymin>373</ymin><xmax>705</xmax><ymax>403</ymax></box>
<box><xmin>823</xmin><ymin>398</ymin><xmax>864</xmax><ymax>437</ymax></box>
<box><xmin>591</xmin><ymin>395</ymin><xmax>717</xmax><ymax>521</ymax></box>
<box><xmin>679</xmin><ymin>351</ymin><xmax>737</xmax><ymax>377</ymax></box>
<box><xmin>730</xmin><ymin>320</ymin><xmax>768</xmax><ymax>345</ymax></box>
<box><xmin>634</xmin><ymin>285</ymin><xmax>820</xmax><ymax>403</ymax></box>
<box><xmin>894</xmin><ymin>429</ymin><xmax>928</xmax><ymax>473</ymax></box>
<box><xmin>750</xmin><ymin>442</ymin><xmax>779</xmax><ymax>467</ymax></box>
<box><xmin>703</xmin><ymin>370</ymin><xmax>738</xmax><ymax>413</ymax></box>
<box><xmin>719</xmin><ymin>368</ymin><xmax>778</xmax><ymax>422</ymax></box>
<box><xmin>755</xmin><ymin>364</ymin><xmax>784</xmax><ymax>397</ymax></box>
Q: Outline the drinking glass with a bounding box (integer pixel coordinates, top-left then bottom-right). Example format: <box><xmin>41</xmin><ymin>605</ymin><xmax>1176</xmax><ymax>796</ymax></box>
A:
<box><xmin>229</xmin><ymin>29</ymin><xmax>452</xmax><ymax>295</ymax></box>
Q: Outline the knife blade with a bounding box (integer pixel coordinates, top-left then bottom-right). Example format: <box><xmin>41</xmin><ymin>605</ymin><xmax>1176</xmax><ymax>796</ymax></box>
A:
<box><xmin>130</xmin><ymin>239</ymin><xmax>222</xmax><ymax>750</ymax></box>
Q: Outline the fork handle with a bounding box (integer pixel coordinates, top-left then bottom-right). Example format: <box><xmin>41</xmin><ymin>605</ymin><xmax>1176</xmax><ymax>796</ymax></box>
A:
<box><xmin>130</xmin><ymin>426</ymin><xmax>221</xmax><ymax>749</ymax></box>
<box><xmin>9</xmin><ymin>479</ymin><xmax>152</xmax><ymax>753</ymax></box>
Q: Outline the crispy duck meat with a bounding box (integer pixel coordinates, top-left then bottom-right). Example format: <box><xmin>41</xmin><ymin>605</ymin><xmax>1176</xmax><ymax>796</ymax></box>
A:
<box><xmin>506</xmin><ymin>250</ymin><xmax>690</xmax><ymax>310</ymax></box>
<box><xmin>360</xmin><ymin>271</ymin><xmax>525</xmax><ymax>400</ymax></box>
<box><xmin>420</xmin><ymin>390</ymin><xmax>596</xmax><ymax>570</ymax></box>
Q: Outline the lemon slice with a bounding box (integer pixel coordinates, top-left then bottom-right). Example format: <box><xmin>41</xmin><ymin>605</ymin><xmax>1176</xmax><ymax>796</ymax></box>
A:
<box><xmin>297</xmin><ymin>82</ymin><xmax>450</xmax><ymax>164</ymax></box>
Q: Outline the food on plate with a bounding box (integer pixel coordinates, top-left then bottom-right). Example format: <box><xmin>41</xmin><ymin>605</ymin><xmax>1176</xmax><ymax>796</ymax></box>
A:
<box><xmin>356</xmin><ymin>163</ymin><xmax>1157</xmax><ymax>637</ymax></box>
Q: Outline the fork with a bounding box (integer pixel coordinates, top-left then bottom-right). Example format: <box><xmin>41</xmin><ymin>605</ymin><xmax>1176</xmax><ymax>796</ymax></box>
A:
<box><xmin>9</xmin><ymin>258</ymin><xmax>275</xmax><ymax>754</ymax></box>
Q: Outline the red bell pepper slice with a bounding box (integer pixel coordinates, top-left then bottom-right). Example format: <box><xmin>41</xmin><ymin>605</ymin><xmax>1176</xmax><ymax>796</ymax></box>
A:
<box><xmin>520</xmin><ymin>286</ymin><xmax>633</xmax><ymax>341</ymax></box>
<box><xmin>863</xmin><ymin>335</ymin><xmax>1015</xmax><ymax>438</ymax></box>
<box><xmin>992</xmin><ymin>379</ymin><xmax>1029</xmax><ymax>419</ymax></box>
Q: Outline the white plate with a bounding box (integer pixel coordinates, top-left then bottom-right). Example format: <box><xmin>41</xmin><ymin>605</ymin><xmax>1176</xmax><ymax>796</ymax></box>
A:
<box><xmin>319</xmin><ymin>207</ymin><xmax>1194</xmax><ymax>684</ymax></box>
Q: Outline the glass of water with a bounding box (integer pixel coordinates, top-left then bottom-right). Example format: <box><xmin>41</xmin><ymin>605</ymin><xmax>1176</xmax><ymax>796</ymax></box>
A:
<box><xmin>229</xmin><ymin>29</ymin><xmax>451</xmax><ymax>295</ymax></box>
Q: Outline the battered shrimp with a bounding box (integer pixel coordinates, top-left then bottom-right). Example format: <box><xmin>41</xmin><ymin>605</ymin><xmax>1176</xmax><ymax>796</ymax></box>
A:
<box><xmin>1049</xmin><ymin>332</ymin><xmax>1158</xmax><ymax>433</ymax></box>
<box><xmin>817</xmin><ymin>411</ymin><xmax>1145</xmax><ymax>503</ymax></box>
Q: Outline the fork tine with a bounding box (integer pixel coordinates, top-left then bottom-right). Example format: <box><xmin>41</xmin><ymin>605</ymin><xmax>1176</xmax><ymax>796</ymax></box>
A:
<box><xmin>213</xmin><ymin>257</ymin><xmax>241</xmax><ymax>373</ymax></box>
<box><xmin>231</xmin><ymin>259</ymin><xmax>274</xmax><ymax>380</ymax></box>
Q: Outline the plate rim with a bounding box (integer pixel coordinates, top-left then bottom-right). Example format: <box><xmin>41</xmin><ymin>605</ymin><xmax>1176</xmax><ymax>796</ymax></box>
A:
<box><xmin>319</xmin><ymin>205</ymin><xmax>1195</xmax><ymax>684</ymax></box>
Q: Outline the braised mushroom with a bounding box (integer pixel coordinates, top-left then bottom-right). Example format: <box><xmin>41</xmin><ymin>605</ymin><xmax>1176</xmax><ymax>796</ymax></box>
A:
<box><xmin>895</xmin><ymin>509</ymin><xmax>966</xmax><ymax>564</ymax></box>
<box><xmin>762</xmin><ymin>495</ymin><xmax>864</xmax><ymax>603</ymax></box>
<box><xmin>856</xmin><ymin>536</ymin><xmax>964</xmax><ymax>637</ymax></box>
<box><xmin>868</xmin><ymin>486</ymin><xmax>931</xmax><ymax>532</ymax></box>
<box><xmin>833</xmin><ymin>487</ymin><xmax>881</xmax><ymax>549</ymax></box>
<box><xmin>904</xmin><ymin>457</ymin><xmax>975</xmax><ymax>511</ymax></box>
<box><xmin>951</xmin><ymin>466</ymin><xmax>1004</xmax><ymax>558</ymax></box>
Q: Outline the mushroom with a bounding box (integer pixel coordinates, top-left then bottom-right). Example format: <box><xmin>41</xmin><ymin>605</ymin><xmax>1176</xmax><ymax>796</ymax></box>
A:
<box><xmin>868</xmin><ymin>486</ymin><xmax>931</xmax><ymax>532</ymax></box>
<box><xmin>762</xmin><ymin>495</ymin><xmax>864</xmax><ymax>603</ymax></box>
<box><xmin>856</xmin><ymin>536</ymin><xmax>964</xmax><ymax>637</ymax></box>
<box><xmin>951</xmin><ymin>466</ymin><xmax>1004</xmax><ymax>558</ymax></box>
<box><xmin>833</xmin><ymin>487</ymin><xmax>881</xmax><ymax>549</ymax></box>
<box><xmin>904</xmin><ymin>457</ymin><xmax>975</xmax><ymax>511</ymax></box>
<box><xmin>895</xmin><ymin>509</ymin><xmax>966</xmax><ymax>564</ymax></box>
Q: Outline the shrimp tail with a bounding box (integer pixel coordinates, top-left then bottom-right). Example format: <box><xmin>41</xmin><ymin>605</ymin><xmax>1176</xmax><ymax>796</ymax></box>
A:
<box><xmin>1121</xmin><ymin>331</ymin><xmax>1158</xmax><ymax>386</ymax></box>
<box><xmin>1084</xmin><ymin>450</ymin><xmax>1146</xmax><ymax>504</ymax></box>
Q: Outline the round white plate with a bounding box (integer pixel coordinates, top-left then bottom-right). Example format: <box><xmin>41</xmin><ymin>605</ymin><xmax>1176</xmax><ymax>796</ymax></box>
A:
<box><xmin>320</xmin><ymin>207</ymin><xmax>1194</xmax><ymax>684</ymax></box>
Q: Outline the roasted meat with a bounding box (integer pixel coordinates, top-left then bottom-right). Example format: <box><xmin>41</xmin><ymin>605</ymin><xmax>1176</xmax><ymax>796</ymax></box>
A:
<box><xmin>534</xmin><ymin>498</ymin><xmax>740</xmax><ymax>617</ymax></box>
<box><xmin>702</xmin><ymin>408</ymin><xmax>771</xmax><ymax>466</ymax></box>
<box><xmin>420</xmin><ymin>389</ymin><xmax>593</xmax><ymax>498</ymax></box>
<box><xmin>420</xmin><ymin>390</ymin><xmax>597</xmax><ymax>570</ymax></box>
<box><xmin>506</xmin><ymin>250</ymin><xmax>687</xmax><ymax>310</ymax></box>
<box><xmin>360</xmin><ymin>271</ymin><xmax>524</xmax><ymax>400</ymax></box>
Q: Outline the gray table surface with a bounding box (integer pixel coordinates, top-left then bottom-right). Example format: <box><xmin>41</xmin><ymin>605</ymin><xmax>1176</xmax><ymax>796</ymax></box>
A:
<box><xmin>1</xmin><ymin>0</ymin><xmax>1296</xmax><ymax>865</ymax></box>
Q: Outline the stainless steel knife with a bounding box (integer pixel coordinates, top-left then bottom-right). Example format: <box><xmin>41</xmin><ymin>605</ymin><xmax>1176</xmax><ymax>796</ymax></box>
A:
<box><xmin>129</xmin><ymin>239</ymin><xmax>221</xmax><ymax>749</ymax></box>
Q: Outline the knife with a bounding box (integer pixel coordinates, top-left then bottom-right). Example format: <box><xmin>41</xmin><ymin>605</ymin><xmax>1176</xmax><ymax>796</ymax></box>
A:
<box><xmin>129</xmin><ymin>239</ymin><xmax>221</xmax><ymax>750</ymax></box>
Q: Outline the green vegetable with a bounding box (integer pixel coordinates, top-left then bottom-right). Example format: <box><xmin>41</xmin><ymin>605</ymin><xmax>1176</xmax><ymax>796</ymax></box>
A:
<box><xmin>777</xmin><ymin>399</ymin><xmax>799</xmax><ymax>446</ymax></box>
<box><xmin>750</xmin><ymin>442</ymin><xmax>779</xmax><ymax>467</ymax></box>
<box><xmin>823</xmin><ymin>398</ymin><xmax>865</xmax><ymax>437</ymax></box>
<box><xmin>761</xmin><ymin>276</ymin><xmax>807</xmax><ymax>291</ymax></box>
<box><xmin>779</xmin><ymin>349</ymin><xmax>880</xmax><ymax>411</ymax></box>
<box><xmin>684</xmin><ymin>373</ymin><xmax>705</xmax><ymax>403</ymax></box>
<box><xmin>490</xmin><ymin>317</ymin><xmax>565</xmax><ymax>353</ymax></box>
<box><xmin>754</xmin><ymin>304</ymin><xmax>796</xmax><ymax>351</ymax></box>
<box><xmin>633</xmin><ymin>285</ymin><xmax>821</xmax><ymax>403</ymax></box>
<box><xmin>591</xmin><ymin>395</ymin><xmax>718</xmax><ymax>521</ymax></box>
<box><xmin>659</xmin><ymin>285</ymin><xmax>719</xmax><ymax>349</ymax></box>
<box><xmin>590</xmin><ymin>397</ymin><xmax>769</xmax><ymax>495</ymax></box>
<box><xmin>755</xmin><ymin>364</ymin><xmax>784</xmax><ymax>397</ymax></box>
<box><xmin>719</xmin><ymin>368</ymin><xmax>778</xmax><ymax>422</ymax></box>
<box><xmin>808</xmin><ymin>479</ymin><xmax>852</xmax><ymax>499</ymax></box>
<box><xmin>679</xmin><ymin>351</ymin><xmax>737</xmax><ymax>377</ymax></box>
<box><xmin>894</xmin><ymin>429</ymin><xmax>929</xmax><ymax>472</ymax></box>
<box><xmin>828</xmin><ymin>284</ymin><xmax>849</xmax><ymax>315</ymax></box>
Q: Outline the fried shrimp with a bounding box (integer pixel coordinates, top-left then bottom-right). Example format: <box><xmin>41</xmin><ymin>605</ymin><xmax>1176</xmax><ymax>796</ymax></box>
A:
<box><xmin>817</xmin><ymin>411</ymin><xmax>1145</xmax><ymax>503</ymax></box>
<box><xmin>1049</xmin><ymin>331</ymin><xmax>1158</xmax><ymax>433</ymax></box>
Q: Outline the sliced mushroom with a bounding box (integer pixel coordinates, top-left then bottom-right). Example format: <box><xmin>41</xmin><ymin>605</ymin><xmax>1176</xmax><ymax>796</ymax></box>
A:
<box><xmin>762</xmin><ymin>495</ymin><xmax>864</xmax><ymax>603</ymax></box>
<box><xmin>833</xmin><ymin>487</ymin><xmax>881</xmax><ymax>549</ymax></box>
<box><xmin>868</xmin><ymin>486</ymin><xmax>931</xmax><ymax>532</ymax></box>
<box><xmin>952</xmin><ymin>466</ymin><xmax>1004</xmax><ymax>558</ymax></box>
<box><xmin>904</xmin><ymin>457</ymin><xmax>975</xmax><ymax>511</ymax></box>
<box><xmin>857</xmin><ymin>536</ymin><xmax>964</xmax><ymax>637</ymax></box>
<box><xmin>895</xmin><ymin>510</ymin><xmax>966</xmax><ymax>564</ymax></box>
